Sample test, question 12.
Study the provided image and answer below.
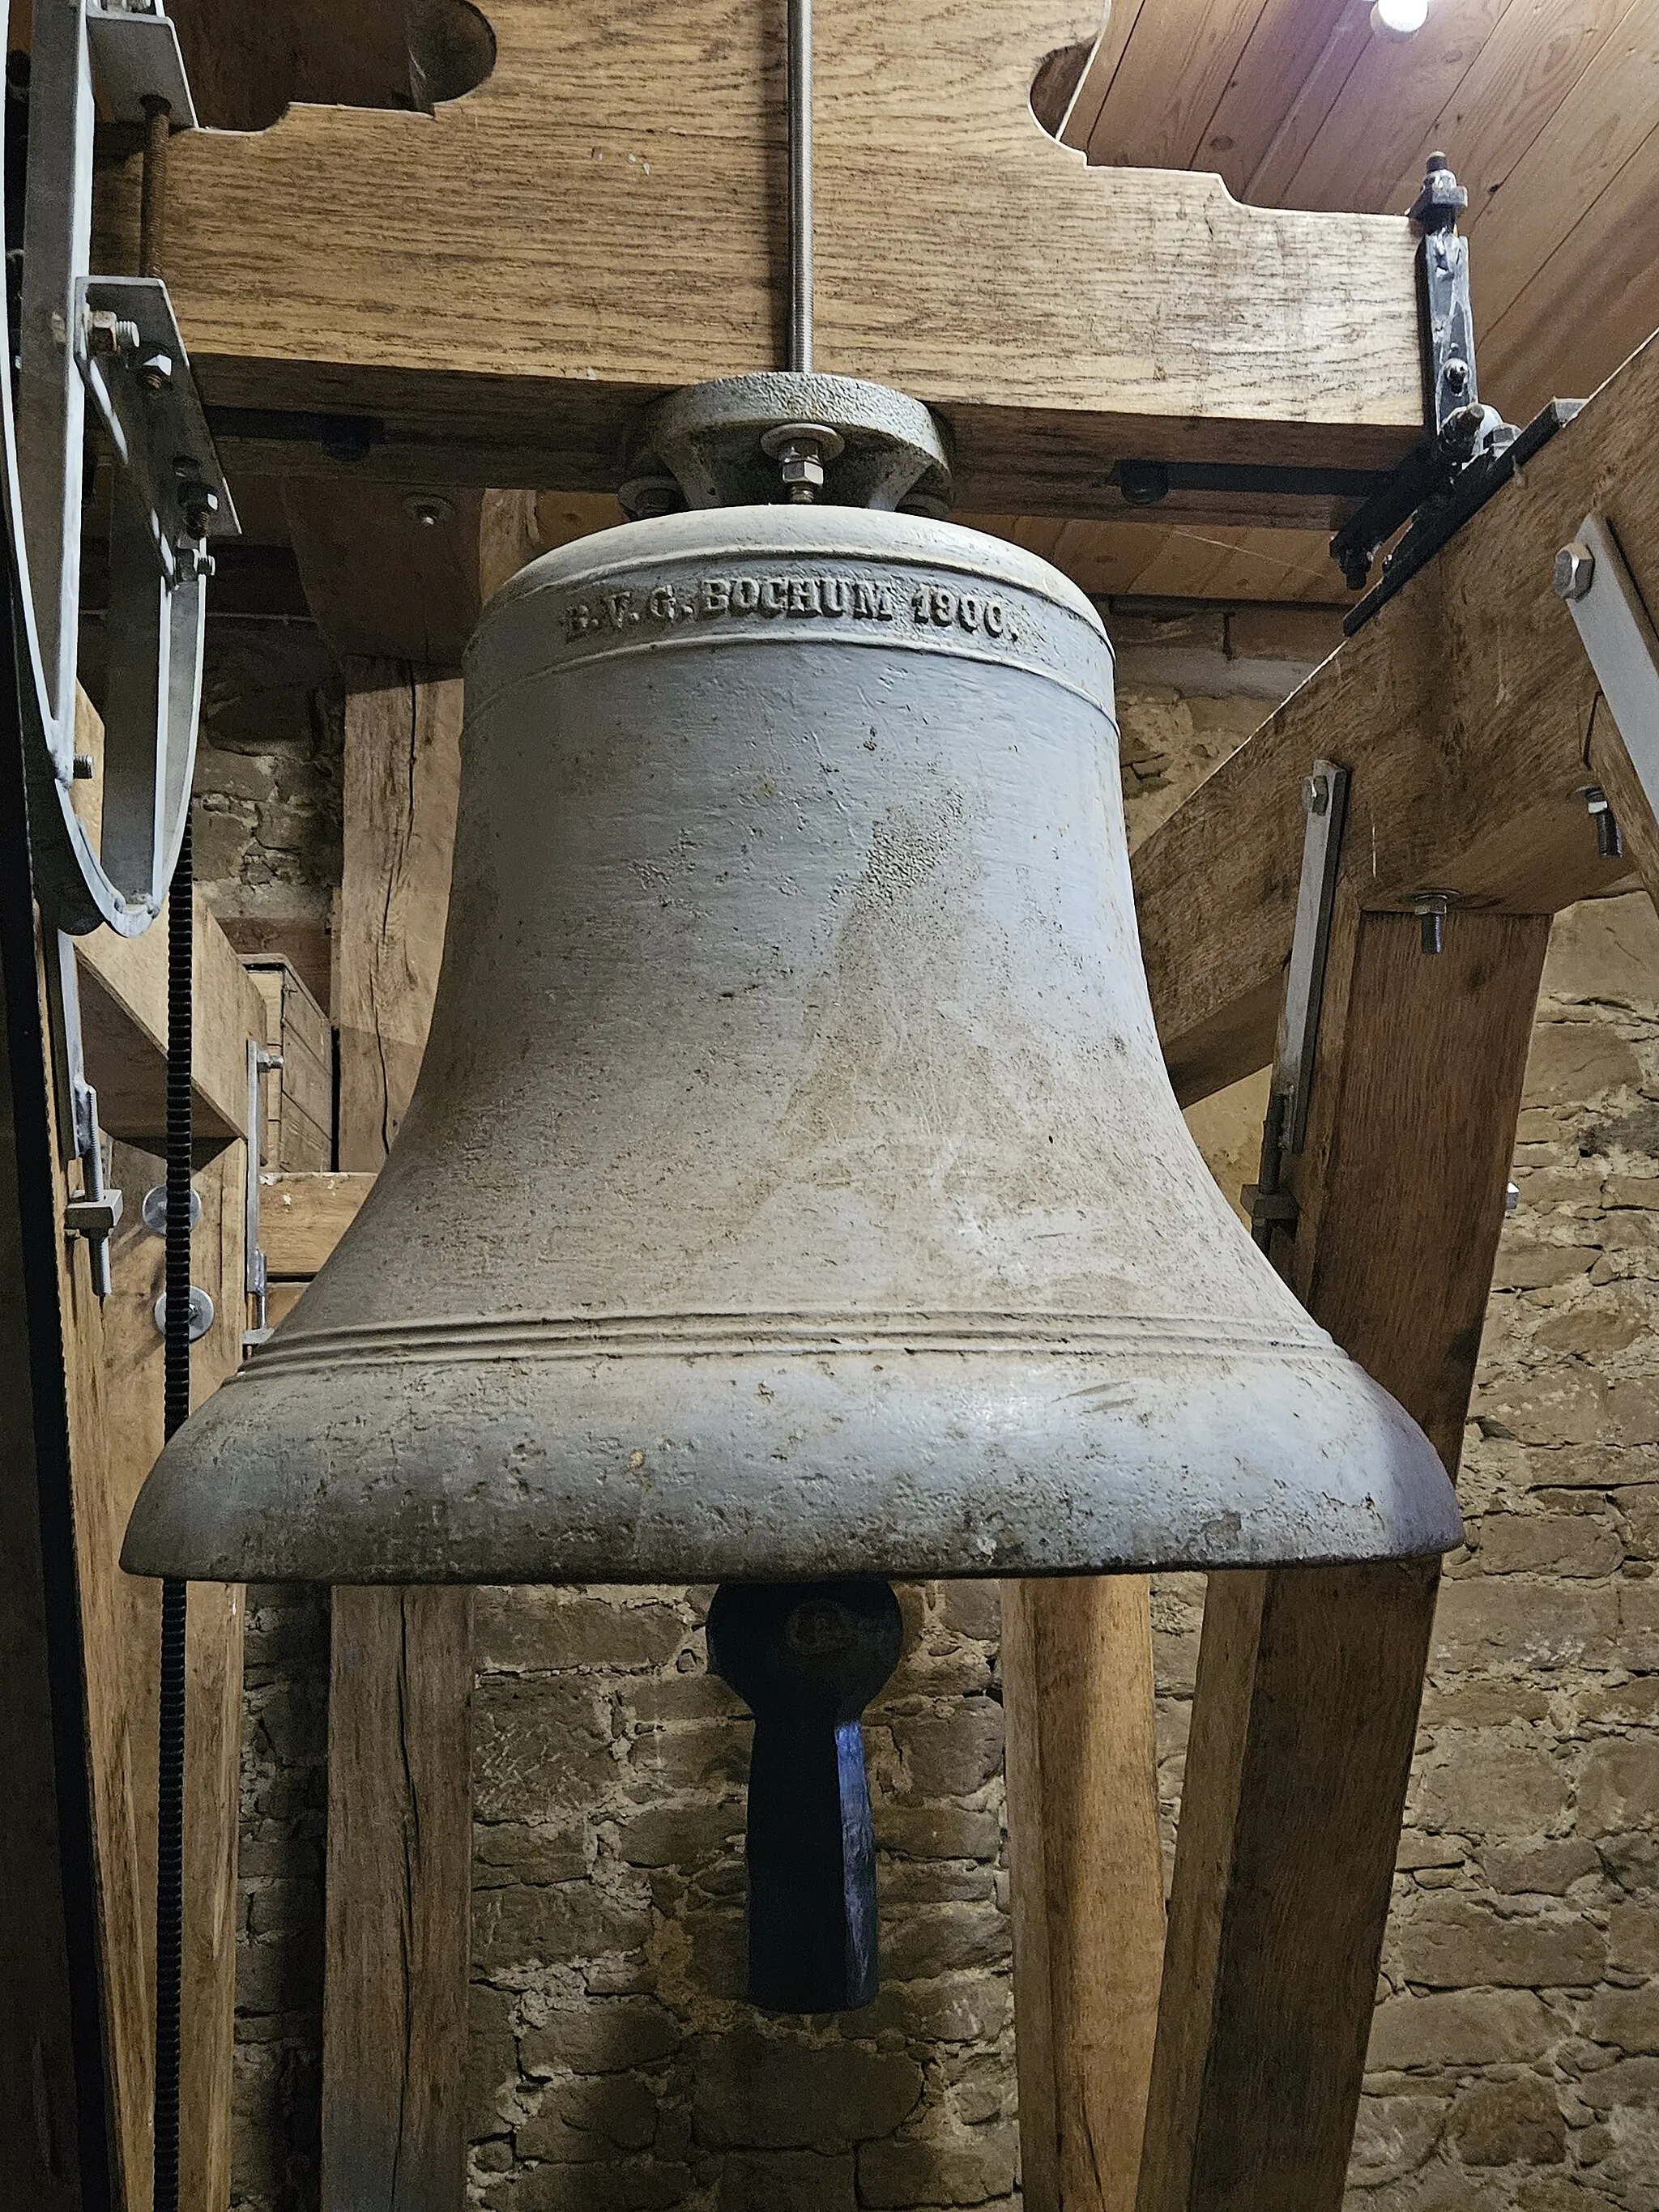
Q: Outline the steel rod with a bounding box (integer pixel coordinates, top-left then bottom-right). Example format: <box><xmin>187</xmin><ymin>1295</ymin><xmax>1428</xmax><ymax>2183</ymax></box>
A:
<box><xmin>787</xmin><ymin>0</ymin><xmax>812</xmax><ymax>372</ymax></box>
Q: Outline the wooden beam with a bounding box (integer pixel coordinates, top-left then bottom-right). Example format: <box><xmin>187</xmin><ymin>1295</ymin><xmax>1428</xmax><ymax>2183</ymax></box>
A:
<box><xmin>93</xmin><ymin>0</ymin><xmax>1425</xmax><ymax>512</ymax></box>
<box><xmin>1131</xmin><ymin>326</ymin><xmax>1659</xmax><ymax>1109</ymax></box>
<box><xmin>78</xmin><ymin>889</ymin><xmax>268</xmax><ymax>1149</ymax></box>
<box><xmin>1004</xmin><ymin>1577</ymin><xmax>1165</xmax><ymax>2212</ymax></box>
<box><xmin>262</xmin><ymin>1171</ymin><xmax>375</xmax><ymax>1280</ymax></box>
<box><xmin>325</xmin><ymin>660</ymin><xmax>471</xmax><ymax>2211</ymax></box>
<box><xmin>338</xmin><ymin>664</ymin><xmax>462</xmax><ymax>1170</ymax></box>
<box><xmin>284</xmin><ymin>484</ymin><xmax>485</xmax><ymax>666</ymax></box>
<box><xmin>1137</xmin><ymin>906</ymin><xmax>1548</xmax><ymax>2212</ymax></box>
<box><xmin>322</xmin><ymin>1586</ymin><xmax>475</xmax><ymax>2212</ymax></box>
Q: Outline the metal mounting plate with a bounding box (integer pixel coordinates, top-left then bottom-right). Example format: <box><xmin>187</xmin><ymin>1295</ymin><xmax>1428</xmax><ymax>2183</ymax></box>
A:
<box><xmin>84</xmin><ymin>1</ymin><xmax>198</xmax><ymax>126</ymax></box>
<box><xmin>1557</xmin><ymin>514</ymin><xmax>1659</xmax><ymax>814</ymax></box>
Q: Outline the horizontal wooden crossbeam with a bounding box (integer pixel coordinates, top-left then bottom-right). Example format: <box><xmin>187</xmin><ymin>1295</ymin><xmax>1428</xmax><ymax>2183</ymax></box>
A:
<box><xmin>95</xmin><ymin>0</ymin><xmax>1426</xmax><ymax>518</ymax></box>
<box><xmin>1134</xmin><ymin>330</ymin><xmax>1659</xmax><ymax>1106</ymax></box>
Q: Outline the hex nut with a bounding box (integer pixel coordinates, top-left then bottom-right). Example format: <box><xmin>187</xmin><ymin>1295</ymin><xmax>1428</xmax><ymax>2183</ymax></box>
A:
<box><xmin>1554</xmin><ymin>543</ymin><xmax>1595</xmax><ymax>603</ymax></box>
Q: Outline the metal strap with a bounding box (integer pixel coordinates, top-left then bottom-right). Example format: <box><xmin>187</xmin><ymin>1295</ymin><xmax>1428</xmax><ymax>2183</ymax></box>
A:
<box><xmin>1243</xmin><ymin>760</ymin><xmax>1350</xmax><ymax>1249</ymax></box>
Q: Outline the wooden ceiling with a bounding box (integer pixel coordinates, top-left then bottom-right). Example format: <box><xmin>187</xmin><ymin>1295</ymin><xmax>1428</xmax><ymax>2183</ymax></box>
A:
<box><xmin>990</xmin><ymin>0</ymin><xmax>1659</xmax><ymax>605</ymax></box>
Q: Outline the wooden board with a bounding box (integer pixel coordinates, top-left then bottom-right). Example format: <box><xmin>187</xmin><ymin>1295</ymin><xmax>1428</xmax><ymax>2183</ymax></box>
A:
<box><xmin>262</xmin><ymin>1172</ymin><xmax>375</xmax><ymax>1280</ymax></box>
<box><xmin>338</xmin><ymin>665</ymin><xmax>462</xmax><ymax>1171</ymax></box>
<box><xmin>243</xmin><ymin>959</ymin><xmax>334</xmax><ymax>1173</ymax></box>
<box><xmin>1131</xmin><ymin>326</ymin><xmax>1659</xmax><ymax>1109</ymax></box>
<box><xmin>1137</xmin><ymin>907</ymin><xmax>1549</xmax><ymax>2212</ymax></box>
<box><xmin>78</xmin><ymin>891</ymin><xmax>269</xmax><ymax>1149</ymax></box>
<box><xmin>1004</xmin><ymin>1577</ymin><xmax>1165</xmax><ymax>2212</ymax></box>
<box><xmin>92</xmin><ymin>0</ymin><xmax>1425</xmax><ymax>509</ymax></box>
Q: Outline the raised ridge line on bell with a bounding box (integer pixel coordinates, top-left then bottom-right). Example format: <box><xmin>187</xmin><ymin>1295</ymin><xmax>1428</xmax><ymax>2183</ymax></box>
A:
<box><xmin>242</xmin><ymin>1306</ymin><xmax>1340</xmax><ymax>1376</ymax></box>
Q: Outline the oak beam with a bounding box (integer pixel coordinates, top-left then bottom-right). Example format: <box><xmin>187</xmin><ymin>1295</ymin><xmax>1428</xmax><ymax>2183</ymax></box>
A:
<box><xmin>1004</xmin><ymin>1577</ymin><xmax>1165</xmax><ymax>2212</ymax></box>
<box><xmin>324</xmin><ymin>663</ymin><xmax>472</xmax><ymax>2212</ymax></box>
<box><xmin>1132</xmin><ymin>331</ymin><xmax>1659</xmax><ymax>1107</ymax></box>
<box><xmin>1137</xmin><ymin>906</ymin><xmax>1547</xmax><ymax>2212</ymax></box>
<box><xmin>95</xmin><ymin>0</ymin><xmax>1425</xmax><ymax>515</ymax></box>
<box><xmin>261</xmin><ymin>1171</ymin><xmax>376</xmax><ymax>1280</ymax></box>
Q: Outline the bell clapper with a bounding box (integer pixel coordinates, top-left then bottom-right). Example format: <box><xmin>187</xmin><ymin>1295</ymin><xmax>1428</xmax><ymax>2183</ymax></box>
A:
<box><xmin>707</xmin><ymin>1579</ymin><xmax>902</xmax><ymax>2012</ymax></box>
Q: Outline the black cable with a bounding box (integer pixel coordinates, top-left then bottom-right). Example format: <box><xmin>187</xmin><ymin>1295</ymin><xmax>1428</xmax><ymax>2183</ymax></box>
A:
<box><xmin>155</xmin><ymin>817</ymin><xmax>193</xmax><ymax>2212</ymax></box>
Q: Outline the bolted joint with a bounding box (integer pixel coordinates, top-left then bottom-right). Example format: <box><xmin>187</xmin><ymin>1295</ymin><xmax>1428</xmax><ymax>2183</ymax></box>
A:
<box><xmin>1410</xmin><ymin>152</ymin><xmax>1468</xmax><ymax>233</ymax></box>
<box><xmin>71</xmin><ymin>752</ymin><xmax>96</xmax><ymax>780</ymax></box>
<box><xmin>85</xmin><ymin>309</ymin><xmax>141</xmax><ymax>360</ymax></box>
<box><xmin>1554</xmin><ymin>541</ymin><xmax>1595</xmax><ymax>603</ymax></box>
<box><xmin>139</xmin><ymin>350</ymin><xmax>173</xmax><ymax>394</ymax></box>
<box><xmin>1409</xmin><ymin>889</ymin><xmax>1457</xmax><ymax>955</ymax></box>
<box><xmin>1303</xmin><ymin>769</ymin><xmax>1332</xmax><ymax>819</ymax></box>
<box><xmin>1576</xmin><ymin>783</ymin><xmax>1624</xmax><ymax>862</ymax></box>
<box><xmin>760</xmin><ymin>420</ymin><xmax>845</xmax><ymax>505</ymax></box>
<box><xmin>175</xmin><ymin>481</ymin><xmax>220</xmax><ymax>539</ymax></box>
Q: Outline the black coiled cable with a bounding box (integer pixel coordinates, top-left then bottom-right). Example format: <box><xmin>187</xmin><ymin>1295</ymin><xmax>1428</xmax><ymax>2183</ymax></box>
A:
<box><xmin>156</xmin><ymin>816</ymin><xmax>193</xmax><ymax>2212</ymax></box>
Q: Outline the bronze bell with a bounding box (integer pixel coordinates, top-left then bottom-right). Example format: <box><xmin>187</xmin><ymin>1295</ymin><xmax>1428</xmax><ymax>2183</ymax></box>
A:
<box><xmin>123</xmin><ymin>377</ymin><xmax>1460</xmax><ymax>2010</ymax></box>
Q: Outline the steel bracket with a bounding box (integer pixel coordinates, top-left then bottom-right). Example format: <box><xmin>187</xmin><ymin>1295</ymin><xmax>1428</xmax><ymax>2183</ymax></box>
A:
<box><xmin>1554</xmin><ymin>514</ymin><xmax>1659</xmax><ymax>842</ymax></box>
<box><xmin>47</xmin><ymin>932</ymin><xmax>124</xmax><ymax>1296</ymax></box>
<box><xmin>6</xmin><ymin>0</ymin><xmax>237</xmax><ymax>939</ymax></box>
<box><xmin>242</xmin><ymin>1038</ymin><xmax>284</xmax><ymax>1351</ymax></box>
<box><xmin>1242</xmin><ymin>760</ymin><xmax>1350</xmax><ymax>1251</ymax></box>
<box><xmin>1328</xmin><ymin>157</ymin><xmax>1583</xmax><ymax>629</ymax></box>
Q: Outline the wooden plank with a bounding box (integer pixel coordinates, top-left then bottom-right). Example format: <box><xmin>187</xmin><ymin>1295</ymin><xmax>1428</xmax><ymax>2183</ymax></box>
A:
<box><xmin>1130</xmin><ymin>325</ymin><xmax>1659</xmax><ymax>1108</ymax></box>
<box><xmin>262</xmin><ymin>1172</ymin><xmax>376</xmax><ymax>1280</ymax></box>
<box><xmin>338</xmin><ymin>666</ymin><xmax>462</xmax><ymax>1170</ymax></box>
<box><xmin>1243</xmin><ymin>1</ymin><xmax>1371</xmax><ymax>207</ymax></box>
<box><xmin>1004</xmin><ymin>1576</ymin><xmax>1164</xmax><ymax>2212</ymax></box>
<box><xmin>1190</xmin><ymin>0</ymin><xmax>1350</xmax><ymax>198</ymax></box>
<box><xmin>1056</xmin><ymin>0</ymin><xmax>1152</xmax><ymax>153</ymax></box>
<box><xmin>1379</xmin><ymin>0</ymin><xmax>1640</xmax><ymax>224</ymax></box>
<box><xmin>322</xmin><ymin>1587</ymin><xmax>475</xmax><ymax>2212</ymax></box>
<box><xmin>78</xmin><ymin>891</ymin><xmax>268</xmax><ymax>1149</ymax></box>
<box><xmin>1276</xmin><ymin>0</ymin><xmax>1509</xmax><ymax>215</ymax></box>
<box><xmin>1137</xmin><ymin>906</ymin><xmax>1548</xmax><ymax>2212</ymax></box>
<box><xmin>1085</xmin><ymin>0</ymin><xmax>1276</xmax><ymax>173</ymax></box>
<box><xmin>93</xmin><ymin>0</ymin><xmax>1426</xmax><ymax>502</ymax></box>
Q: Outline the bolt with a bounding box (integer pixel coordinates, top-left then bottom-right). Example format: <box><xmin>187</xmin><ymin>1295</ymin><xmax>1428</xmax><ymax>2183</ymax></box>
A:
<box><xmin>176</xmin><ymin>481</ymin><xmax>219</xmax><ymax>537</ymax></box>
<box><xmin>402</xmin><ymin>492</ymin><xmax>454</xmax><ymax>529</ymax></box>
<box><xmin>71</xmin><ymin>752</ymin><xmax>95</xmax><ymax>780</ymax></box>
<box><xmin>1409</xmin><ymin>889</ymin><xmax>1456</xmax><ymax>955</ymax></box>
<box><xmin>1576</xmin><ymin>783</ymin><xmax>1624</xmax><ymax>861</ymax></box>
<box><xmin>620</xmin><ymin>474</ymin><xmax>683</xmax><ymax>521</ymax></box>
<box><xmin>85</xmin><ymin>310</ymin><xmax>140</xmax><ymax>359</ymax></box>
<box><xmin>138</xmin><ymin>349</ymin><xmax>173</xmax><ymax>393</ymax></box>
<box><xmin>1303</xmin><ymin>770</ymin><xmax>1330</xmax><ymax>817</ymax></box>
<box><xmin>1443</xmin><ymin>358</ymin><xmax>1469</xmax><ymax>393</ymax></box>
<box><xmin>1554</xmin><ymin>542</ymin><xmax>1595</xmax><ymax>602</ymax></box>
<box><xmin>760</xmin><ymin>420</ymin><xmax>843</xmax><ymax>505</ymax></box>
<box><xmin>1505</xmin><ymin>1181</ymin><xmax>1520</xmax><ymax>1215</ymax></box>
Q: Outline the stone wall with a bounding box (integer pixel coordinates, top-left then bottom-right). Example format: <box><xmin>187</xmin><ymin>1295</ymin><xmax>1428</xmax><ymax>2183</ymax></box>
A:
<box><xmin>201</xmin><ymin>590</ymin><xmax>1659</xmax><ymax>2208</ymax></box>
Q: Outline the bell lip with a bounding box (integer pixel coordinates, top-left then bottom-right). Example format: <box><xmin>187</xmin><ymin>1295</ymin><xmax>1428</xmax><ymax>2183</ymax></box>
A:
<box><xmin>121</xmin><ymin>1338</ymin><xmax>1464</xmax><ymax>1587</ymax></box>
<box><xmin>478</xmin><ymin>504</ymin><xmax>1111</xmax><ymax>651</ymax></box>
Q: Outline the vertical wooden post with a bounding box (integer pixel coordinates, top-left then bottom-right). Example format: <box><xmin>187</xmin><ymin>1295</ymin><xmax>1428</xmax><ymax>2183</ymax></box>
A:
<box><xmin>1004</xmin><ymin>1576</ymin><xmax>1165</xmax><ymax>2212</ymax></box>
<box><xmin>1137</xmin><ymin>906</ymin><xmax>1549</xmax><ymax>2212</ymax></box>
<box><xmin>323</xmin><ymin>663</ymin><xmax>473</xmax><ymax>2212</ymax></box>
<box><xmin>322</xmin><ymin>1587</ymin><xmax>475</xmax><ymax>2212</ymax></box>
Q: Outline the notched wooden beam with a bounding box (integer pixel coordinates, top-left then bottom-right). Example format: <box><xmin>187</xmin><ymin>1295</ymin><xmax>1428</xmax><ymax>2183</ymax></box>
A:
<box><xmin>96</xmin><ymin>0</ymin><xmax>1425</xmax><ymax>514</ymax></box>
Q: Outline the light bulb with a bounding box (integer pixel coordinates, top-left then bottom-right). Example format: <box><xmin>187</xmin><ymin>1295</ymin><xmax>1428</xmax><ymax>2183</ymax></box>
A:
<box><xmin>1371</xmin><ymin>0</ymin><xmax>1429</xmax><ymax>35</ymax></box>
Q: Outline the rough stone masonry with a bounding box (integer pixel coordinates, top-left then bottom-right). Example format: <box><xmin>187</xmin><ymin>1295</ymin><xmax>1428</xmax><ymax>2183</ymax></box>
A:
<box><xmin>201</xmin><ymin>598</ymin><xmax>1659</xmax><ymax>2210</ymax></box>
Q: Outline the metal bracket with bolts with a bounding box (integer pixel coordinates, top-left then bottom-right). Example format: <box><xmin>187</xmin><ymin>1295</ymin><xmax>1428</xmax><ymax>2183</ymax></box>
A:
<box><xmin>6</xmin><ymin>1</ymin><xmax>237</xmax><ymax>940</ymax></box>
<box><xmin>1242</xmin><ymin>759</ymin><xmax>1350</xmax><ymax>1250</ymax></box>
<box><xmin>243</xmin><ymin>1039</ymin><xmax>284</xmax><ymax>1349</ymax></box>
<box><xmin>1552</xmin><ymin>515</ymin><xmax>1659</xmax><ymax>855</ymax></box>
<box><xmin>47</xmin><ymin>931</ymin><xmax>123</xmax><ymax>1295</ymax></box>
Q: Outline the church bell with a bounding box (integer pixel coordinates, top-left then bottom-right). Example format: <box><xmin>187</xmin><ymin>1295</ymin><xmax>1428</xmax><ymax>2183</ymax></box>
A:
<box><xmin>124</xmin><ymin>383</ymin><xmax>1460</xmax><ymax>1592</ymax></box>
<box><xmin>122</xmin><ymin>366</ymin><xmax>1461</xmax><ymax>2012</ymax></box>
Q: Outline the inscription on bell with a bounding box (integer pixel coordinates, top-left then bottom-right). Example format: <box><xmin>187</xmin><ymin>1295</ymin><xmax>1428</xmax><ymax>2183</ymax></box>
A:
<box><xmin>564</xmin><ymin>572</ymin><xmax>1013</xmax><ymax>642</ymax></box>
